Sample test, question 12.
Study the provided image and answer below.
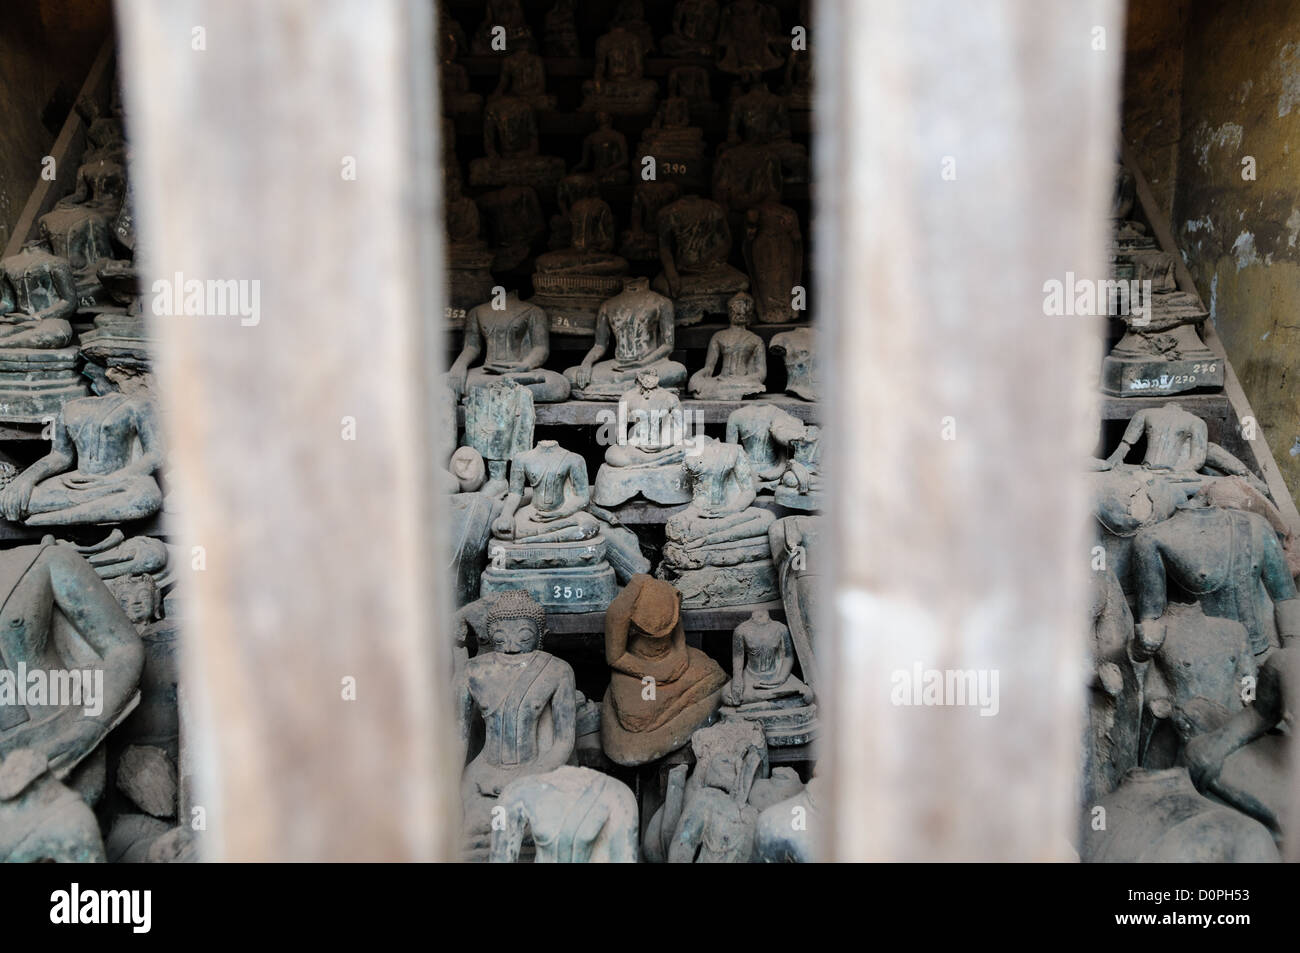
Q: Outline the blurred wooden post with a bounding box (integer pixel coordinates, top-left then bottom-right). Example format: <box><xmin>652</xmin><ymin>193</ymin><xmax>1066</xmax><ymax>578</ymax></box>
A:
<box><xmin>114</xmin><ymin>0</ymin><xmax>457</xmax><ymax>860</ymax></box>
<box><xmin>814</xmin><ymin>0</ymin><xmax>1122</xmax><ymax>860</ymax></box>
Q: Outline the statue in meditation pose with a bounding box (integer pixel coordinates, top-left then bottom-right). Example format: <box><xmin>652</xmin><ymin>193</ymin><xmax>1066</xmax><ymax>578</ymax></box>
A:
<box><xmin>769</xmin><ymin>326</ymin><xmax>818</xmax><ymax>400</ymax></box>
<box><xmin>38</xmin><ymin>154</ymin><xmax>128</xmax><ymax>306</ymax></box>
<box><xmin>690</xmin><ymin>292</ymin><xmax>766</xmax><ymax>399</ymax></box>
<box><xmin>471</xmin><ymin>0</ymin><xmax>536</xmax><ymax>54</ymax></box>
<box><xmin>601</xmin><ymin>574</ymin><xmax>728</xmax><ymax>766</ymax></box>
<box><xmin>481</xmin><ymin>440</ymin><xmax>618</xmax><ymax>612</ymax></box>
<box><xmin>662</xmin><ymin>0</ymin><xmax>720</xmax><ymax>57</ymax></box>
<box><xmin>658</xmin><ymin>438</ymin><xmax>779</xmax><ymax>607</ymax></box>
<box><xmin>575</xmin><ymin>112</ymin><xmax>630</xmax><ymax>186</ymax></box>
<box><xmin>620</xmin><ymin>180</ymin><xmax>681</xmax><ymax>262</ymax></box>
<box><xmin>490</xmin><ymin>766</ymin><xmax>638</xmax><ymax>863</ymax></box>
<box><xmin>0</xmin><ymin>243</ymin><xmax>89</xmax><ymax>421</ymax></box>
<box><xmin>492</xmin><ymin>50</ymin><xmax>556</xmax><ymax>111</ymax></box>
<box><xmin>565</xmin><ymin>277</ymin><xmax>686</xmax><ymax>399</ymax></box>
<box><xmin>722</xmin><ymin>78</ymin><xmax>808</xmax><ymax>183</ymax></box>
<box><xmin>593</xmin><ymin>369</ymin><xmax>695</xmax><ymax>507</ymax></box>
<box><xmin>455</xmin><ymin>590</ymin><xmax>576</xmax><ymax>860</ymax></box>
<box><xmin>0</xmin><ymin>363</ymin><xmax>162</xmax><ymax>526</ymax></box>
<box><xmin>636</xmin><ymin>97</ymin><xmax>708</xmax><ymax>192</ymax></box>
<box><xmin>716</xmin><ymin>0</ymin><xmax>786</xmax><ymax>76</ymax></box>
<box><xmin>653</xmin><ymin>195</ymin><xmax>749</xmax><ymax>324</ymax></box>
<box><xmin>744</xmin><ymin>202</ymin><xmax>803</xmax><ymax>323</ymax></box>
<box><xmin>581</xmin><ymin>26</ymin><xmax>658</xmax><ymax>115</ymax></box>
<box><xmin>531</xmin><ymin>194</ymin><xmax>629</xmax><ymax>335</ymax></box>
<box><xmin>469</xmin><ymin>97</ymin><xmax>564</xmax><ymax>192</ymax></box>
<box><xmin>719</xmin><ymin>609</ymin><xmax>816</xmax><ymax>745</ymax></box>
<box><xmin>450</xmin><ymin>291</ymin><xmax>570</xmax><ymax>403</ymax></box>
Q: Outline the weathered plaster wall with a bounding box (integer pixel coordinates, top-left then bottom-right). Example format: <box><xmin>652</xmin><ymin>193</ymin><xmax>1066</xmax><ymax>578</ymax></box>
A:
<box><xmin>1165</xmin><ymin>0</ymin><xmax>1300</xmax><ymax>504</ymax></box>
<box><xmin>0</xmin><ymin>0</ymin><xmax>111</xmax><ymax>250</ymax></box>
<box><xmin>1122</xmin><ymin>0</ymin><xmax>1188</xmax><ymax>220</ymax></box>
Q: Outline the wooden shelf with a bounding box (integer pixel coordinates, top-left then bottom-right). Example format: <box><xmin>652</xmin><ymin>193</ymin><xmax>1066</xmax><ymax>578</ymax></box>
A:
<box><xmin>599</xmin><ymin>494</ymin><xmax>788</xmax><ymax>525</ymax></box>
<box><xmin>452</xmin><ymin>394</ymin><xmax>817</xmax><ymax>428</ymax></box>
<box><xmin>546</xmin><ymin>598</ymin><xmax>784</xmax><ymax>635</ymax></box>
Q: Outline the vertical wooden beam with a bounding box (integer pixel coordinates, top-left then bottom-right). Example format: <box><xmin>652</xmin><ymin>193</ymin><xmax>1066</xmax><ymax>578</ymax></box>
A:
<box><xmin>815</xmin><ymin>0</ymin><xmax>1123</xmax><ymax>860</ymax></box>
<box><xmin>114</xmin><ymin>0</ymin><xmax>456</xmax><ymax>860</ymax></box>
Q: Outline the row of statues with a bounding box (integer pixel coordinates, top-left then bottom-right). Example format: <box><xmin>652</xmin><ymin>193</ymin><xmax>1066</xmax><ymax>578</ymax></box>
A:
<box><xmin>1082</xmin><ymin>402</ymin><xmax>1295</xmax><ymax>861</ymax></box>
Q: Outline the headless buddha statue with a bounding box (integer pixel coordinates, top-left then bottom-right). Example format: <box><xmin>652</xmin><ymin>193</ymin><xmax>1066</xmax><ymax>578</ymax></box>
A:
<box><xmin>653</xmin><ymin>195</ymin><xmax>749</xmax><ymax>324</ymax></box>
<box><xmin>744</xmin><ymin>202</ymin><xmax>803</xmax><ymax>324</ymax></box>
<box><xmin>481</xmin><ymin>440</ymin><xmax>618</xmax><ymax>612</ymax></box>
<box><xmin>620</xmin><ymin>180</ymin><xmax>681</xmax><ymax>261</ymax></box>
<box><xmin>490</xmin><ymin>765</ymin><xmax>638</xmax><ymax>863</ymax></box>
<box><xmin>716</xmin><ymin>0</ymin><xmax>785</xmax><ymax>76</ymax></box>
<box><xmin>469</xmin><ymin>97</ymin><xmax>564</xmax><ymax>192</ymax></box>
<box><xmin>581</xmin><ymin>26</ymin><xmax>658</xmax><ymax>115</ymax></box>
<box><xmin>0</xmin><ymin>244</ymin><xmax>88</xmax><ymax>421</ymax></box>
<box><xmin>39</xmin><ymin>155</ymin><xmax>128</xmax><ymax>305</ymax></box>
<box><xmin>0</xmin><ymin>363</ymin><xmax>162</xmax><ymax>526</ymax></box>
<box><xmin>565</xmin><ymin>277</ymin><xmax>687</xmax><ymax>399</ymax></box>
<box><xmin>0</xmin><ymin>747</ymin><xmax>105</xmax><ymax>862</ymax></box>
<box><xmin>575</xmin><ymin>112</ymin><xmax>630</xmax><ymax>186</ymax></box>
<box><xmin>722</xmin><ymin>79</ymin><xmax>808</xmax><ymax>183</ymax></box>
<box><xmin>636</xmin><ymin>97</ymin><xmax>708</xmax><ymax>192</ymax></box>
<box><xmin>450</xmin><ymin>291</ymin><xmax>570</xmax><ymax>403</ymax></box>
<box><xmin>719</xmin><ymin>609</ymin><xmax>816</xmax><ymax>745</ymax></box>
<box><xmin>769</xmin><ymin>326</ymin><xmax>818</xmax><ymax>400</ymax></box>
<box><xmin>662</xmin><ymin>0</ymin><xmax>720</xmax><ymax>57</ymax></box>
<box><xmin>600</xmin><ymin>574</ymin><xmax>728</xmax><ymax>766</ymax></box>
<box><xmin>492</xmin><ymin>50</ymin><xmax>556</xmax><ymax>111</ymax></box>
<box><xmin>690</xmin><ymin>292</ymin><xmax>766</xmax><ymax>399</ymax></box>
<box><xmin>544</xmin><ymin>0</ymin><xmax>580</xmax><ymax>56</ymax></box>
<box><xmin>593</xmin><ymin>369</ymin><xmax>695</xmax><ymax>507</ymax></box>
<box><xmin>725</xmin><ymin>402</ymin><xmax>804</xmax><ymax>485</ymax></box>
<box><xmin>471</xmin><ymin>0</ymin><xmax>536</xmax><ymax>54</ymax></box>
<box><xmin>532</xmin><ymin>195</ymin><xmax>629</xmax><ymax>336</ymax></box>
<box><xmin>476</xmin><ymin>185</ymin><xmax>545</xmax><ymax>272</ymax></box>
<box><xmin>455</xmin><ymin>590</ymin><xmax>576</xmax><ymax>860</ymax></box>
<box><xmin>658</xmin><ymin>438</ymin><xmax>779</xmax><ymax>607</ymax></box>
<box><xmin>755</xmin><ymin>773</ymin><xmax>824</xmax><ymax>862</ymax></box>
<box><xmin>443</xmin><ymin>172</ymin><xmax>493</xmax><ymax>314</ymax></box>
<box><xmin>462</xmin><ymin>377</ymin><xmax>535</xmax><ymax>498</ymax></box>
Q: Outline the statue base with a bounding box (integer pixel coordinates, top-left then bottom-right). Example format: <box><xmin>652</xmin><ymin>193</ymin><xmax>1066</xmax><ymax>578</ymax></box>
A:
<box><xmin>593</xmin><ymin>463</ymin><xmax>693</xmax><ymax>506</ymax></box>
<box><xmin>774</xmin><ymin>485</ymin><xmax>822</xmax><ymax>512</ymax></box>
<box><xmin>657</xmin><ymin>558</ymin><xmax>779</xmax><ymax>608</ymax></box>
<box><xmin>719</xmin><ymin>700</ymin><xmax>818</xmax><ymax>747</ymax></box>
<box><xmin>532</xmin><ymin>271</ymin><xmax>628</xmax><ymax>336</ymax></box>
<box><xmin>468</xmin><ymin>155</ymin><xmax>565</xmax><ymax>192</ymax></box>
<box><xmin>1100</xmin><ymin>353</ymin><xmax>1224</xmax><ymax>397</ymax></box>
<box><xmin>0</xmin><ymin>347</ymin><xmax>90</xmax><ymax>422</ymax></box>
<box><xmin>480</xmin><ymin>539</ymin><xmax>618</xmax><ymax>613</ymax></box>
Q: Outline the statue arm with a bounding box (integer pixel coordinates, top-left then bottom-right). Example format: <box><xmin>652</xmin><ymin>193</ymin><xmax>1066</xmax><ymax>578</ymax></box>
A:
<box><xmin>1184</xmin><ymin>662</ymin><xmax>1280</xmax><ymax>791</ymax></box>
<box><xmin>753</xmin><ymin>338</ymin><xmax>767</xmax><ymax>379</ymax></box>
<box><xmin>2</xmin><ymin>414</ymin><xmax>76</xmax><ymax>519</ymax></box>
<box><xmin>491</xmin><ymin>464</ymin><xmax>527</xmax><ymax>536</ymax></box>
<box><xmin>1259</xmin><ymin>528</ymin><xmax>1300</xmax><ymax>641</ymax></box>
<box><xmin>657</xmin><ymin>224</ymin><xmax>681</xmax><ymax>295</ymax></box>
<box><xmin>576</xmin><ymin>310</ymin><xmax>610</xmax><ymax>381</ymax></box>
<box><xmin>0</xmin><ymin>277</ymin><xmax>13</xmax><ymax>315</ymax></box>
<box><xmin>730</xmin><ymin>628</ymin><xmax>745</xmax><ymax>703</ymax></box>
<box><xmin>1130</xmin><ymin>532</ymin><xmax>1168</xmax><ymax>654</ymax></box>
<box><xmin>521</xmin><ymin>306</ymin><xmax>549</xmax><ymax>370</ymax></box>
<box><xmin>641</xmin><ymin>300</ymin><xmax>676</xmax><ymax>364</ymax></box>
<box><xmin>453</xmin><ymin>668</ymin><xmax>474</xmax><ymax>766</ymax></box>
<box><xmin>557</xmin><ymin>454</ymin><xmax>592</xmax><ymax>517</ymax></box>
<box><xmin>1188</xmin><ymin>417</ymin><xmax>1209</xmax><ymax>470</ymax></box>
<box><xmin>1106</xmin><ymin>411</ymin><xmax>1146</xmax><ymax>466</ymax></box>
<box><xmin>774</xmin><ymin>626</ymin><xmax>796</xmax><ymax>684</ymax></box>
<box><xmin>537</xmin><ymin>668</ymin><xmax>577</xmax><ymax>773</ymax></box>
<box><xmin>487</xmin><ymin>794</ymin><xmax>529</xmax><ymax>863</ymax></box>
<box><xmin>604</xmin><ymin>576</ymin><xmax>639</xmax><ymax>666</ymax></box>
<box><xmin>449</xmin><ymin>309</ymin><xmax>482</xmax><ymax>379</ymax></box>
<box><xmin>124</xmin><ymin>401</ymin><xmax>165</xmax><ymax>477</ymax></box>
<box><xmin>29</xmin><ymin>264</ymin><xmax>79</xmax><ymax>322</ymax></box>
<box><xmin>731</xmin><ymin>448</ymin><xmax>758</xmax><ymax>509</ymax></box>
<box><xmin>700</xmin><ymin>336</ymin><xmax>721</xmax><ymax>378</ymax></box>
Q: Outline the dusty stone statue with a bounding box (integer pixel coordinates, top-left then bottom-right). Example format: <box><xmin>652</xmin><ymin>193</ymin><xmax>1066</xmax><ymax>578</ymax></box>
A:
<box><xmin>719</xmin><ymin>609</ymin><xmax>816</xmax><ymax>745</ymax></box>
<box><xmin>0</xmin><ymin>749</ymin><xmax>105</xmax><ymax>862</ymax></box>
<box><xmin>725</xmin><ymin>402</ymin><xmax>802</xmax><ymax>485</ymax></box>
<box><xmin>490</xmin><ymin>765</ymin><xmax>638</xmax><ymax>862</ymax></box>
<box><xmin>1082</xmin><ymin>566</ymin><xmax>1141</xmax><ymax>806</ymax></box>
<box><xmin>769</xmin><ymin>326</ymin><xmax>818</xmax><ymax>400</ymax></box>
<box><xmin>461</xmin><ymin>377</ymin><xmax>535</xmax><ymax>498</ymax></box>
<box><xmin>744</xmin><ymin>202</ymin><xmax>803</xmax><ymax>324</ymax></box>
<box><xmin>476</xmin><ymin>185</ymin><xmax>545</xmax><ymax>272</ymax></box>
<box><xmin>636</xmin><ymin>97</ymin><xmax>708</xmax><ymax>192</ymax></box>
<box><xmin>544</xmin><ymin>0</ymin><xmax>580</xmax><ymax>56</ymax></box>
<box><xmin>657</xmin><ymin>438</ymin><xmax>779</xmax><ymax>608</ymax></box>
<box><xmin>575</xmin><ymin>112</ymin><xmax>630</xmax><ymax>185</ymax></box>
<box><xmin>38</xmin><ymin>155</ymin><xmax>127</xmax><ymax>306</ymax></box>
<box><xmin>690</xmin><ymin>292</ymin><xmax>767</xmax><ymax>399</ymax></box>
<box><xmin>481</xmin><ymin>440</ymin><xmax>618</xmax><ymax>613</ymax></box>
<box><xmin>443</xmin><ymin>172</ymin><xmax>494</xmax><ymax>314</ymax></box>
<box><xmin>642</xmin><ymin>719</ymin><xmax>802</xmax><ymax>862</ymax></box>
<box><xmin>652</xmin><ymin>195</ymin><xmax>749</xmax><ymax>324</ymax></box>
<box><xmin>723</xmin><ymin>79</ymin><xmax>807</xmax><ymax>184</ymax></box>
<box><xmin>0</xmin><ymin>243</ymin><xmax>89</xmax><ymax>421</ymax></box>
<box><xmin>769</xmin><ymin>515</ymin><xmax>820</xmax><ymax>695</ymax></box>
<box><xmin>668</xmin><ymin>64</ymin><xmax>719</xmax><ymax>123</ymax></box>
<box><xmin>438</xmin><ymin>10</ymin><xmax>481</xmax><ymax>117</ymax></box>
<box><xmin>471</xmin><ymin>0</ymin><xmax>536</xmax><ymax>54</ymax></box>
<box><xmin>532</xmin><ymin>194</ymin><xmax>629</xmax><ymax>335</ymax></box>
<box><xmin>755</xmin><ymin>773</ymin><xmax>824</xmax><ymax>862</ymax></box>
<box><xmin>716</xmin><ymin>0</ymin><xmax>785</xmax><ymax>75</ymax></box>
<box><xmin>593</xmin><ymin>369</ymin><xmax>694</xmax><ymax>507</ymax></box>
<box><xmin>0</xmin><ymin>363</ymin><xmax>162</xmax><ymax>525</ymax></box>
<box><xmin>601</xmin><ymin>574</ymin><xmax>728</xmax><ymax>766</ymax></box>
<box><xmin>565</xmin><ymin>277</ymin><xmax>687</xmax><ymax>399</ymax></box>
<box><xmin>582</xmin><ymin>25</ymin><xmax>658</xmax><ymax>115</ymax></box>
<box><xmin>662</xmin><ymin>0</ymin><xmax>720</xmax><ymax>56</ymax></box>
<box><xmin>620</xmin><ymin>180</ymin><xmax>681</xmax><ymax>261</ymax></box>
<box><xmin>450</xmin><ymin>291</ymin><xmax>571</xmax><ymax>403</ymax></box>
<box><xmin>492</xmin><ymin>50</ymin><xmax>556</xmax><ymax>111</ymax></box>
<box><xmin>455</xmin><ymin>590</ymin><xmax>576</xmax><ymax>860</ymax></box>
<box><xmin>469</xmin><ymin>97</ymin><xmax>565</xmax><ymax>192</ymax></box>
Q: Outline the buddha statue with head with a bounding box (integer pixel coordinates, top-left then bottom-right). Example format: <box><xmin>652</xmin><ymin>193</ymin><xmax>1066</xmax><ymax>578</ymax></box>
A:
<box><xmin>450</xmin><ymin>290</ymin><xmax>570</xmax><ymax>403</ymax></box>
<box><xmin>719</xmin><ymin>609</ymin><xmax>816</xmax><ymax>745</ymax></box>
<box><xmin>581</xmin><ymin>25</ymin><xmax>659</xmax><ymax>115</ymax></box>
<box><xmin>662</xmin><ymin>0</ymin><xmax>721</xmax><ymax>57</ymax></box>
<box><xmin>653</xmin><ymin>194</ymin><xmax>749</xmax><ymax>324</ymax></box>
<box><xmin>593</xmin><ymin>369</ymin><xmax>696</xmax><ymax>507</ymax></box>
<box><xmin>543</xmin><ymin>0</ymin><xmax>580</xmax><ymax>56</ymax></box>
<box><xmin>658</xmin><ymin>438</ymin><xmax>780</xmax><ymax>607</ymax></box>
<box><xmin>471</xmin><ymin>0</ymin><xmax>536</xmax><ymax>54</ymax></box>
<box><xmin>454</xmin><ymin>590</ymin><xmax>576</xmax><ymax>860</ymax></box>
<box><xmin>600</xmin><ymin>574</ymin><xmax>728</xmax><ymax>766</ymax></box>
<box><xmin>636</xmin><ymin>97</ymin><xmax>708</xmax><ymax>192</ymax></box>
<box><xmin>620</xmin><ymin>180</ymin><xmax>681</xmax><ymax>261</ymax></box>
<box><xmin>38</xmin><ymin>151</ymin><xmax>128</xmax><ymax>306</ymax></box>
<box><xmin>493</xmin><ymin>49</ymin><xmax>556</xmax><ymax>111</ymax></box>
<box><xmin>722</xmin><ymin>77</ymin><xmax>808</xmax><ymax>183</ymax></box>
<box><xmin>438</xmin><ymin>10</ymin><xmax>481</xmax><ymax>116</ymax></box>
<box><xmin>716</xmin><ymin>0</ymin><xmax>786</xmax><ymax>76</ymax></box>
<box><xmin>565</xmin><ymin>277</ymin><xmax>687</xmax><ymax>399</ymax></box>
<box><xmin>443</xmin><ymin>170</ymin><xmax>494</xmax><ymax>315</ymax></box>
<box><xmin>690</xmin><ymin>291</ymin><xmax>766</xmax><ymax>399</ymax></box>
<box><xmin>575</xmin><ymin>112</ymin><xmax>630</xmax><ymax>186</ymax></box>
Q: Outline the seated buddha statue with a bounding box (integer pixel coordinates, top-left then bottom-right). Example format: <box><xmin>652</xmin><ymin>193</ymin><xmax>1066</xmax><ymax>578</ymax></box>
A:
<box><xmin>770</xmin><ymin>326</ymin><xmax>818</xmax><ymax>400</ymax></box>
<box><xmin>39</xmin><ymin>154</ymin><xmax>128</xmax><ymax>305</ymax></box>
<box><xmin>565</xmin><ymin>277</ymin><xmax>687</xmax><ymax>399</ymax></box>
<box><xmin>725</xmin><ymin>402</ymin><xmax>805</xmax><ymax>486</ymax></box>
<box><xmin>469</xmin><ymin>96</ymin><xmax>564</xmax><ymax>192</ymax></box>
<box><xmin>715</xmin><ymin>0</ymin><xmax>786</xmax><ymax>76</ymax></box>
<box><xmin>476</xmin><ymin>185</ymin><xmax>545</xmax><ymax>272</ymax></box>
<box><xmin>481</xmin><ymin>440</ymin><xmax>618</xmax><ymax>612</ymax></box>
<box><xmin>720</xmin><ymin>609</ymin><xmax>816</xmax><ymax>745</ymax></box>
<box><xmin>689</xmin><ymin>291</ymin><xmax>767</xmax><ymax>399</ymax></box>
<box><xmin>450</xmin><ymin>290</ymin><xmax>570</xmax><ymax>403</ymax></box>
<box><xmin>721</xmin><ymin>78</ymin><xmax>808</xmax><ymax>184</ymax></box>
<box><xmin>575</xmin><ymin>112</ymin><xmax>630</xmax><ymax>186</ymax></box>
<box><xmin>593</xmin><ymin>369</ymin><xmax>695</xmax><ymax>507</ymax></box>
<box><xmin>531</xmin><ymin>195</ymin><xmax>629</xmax><ymax>335</ymax></box>
<box><xmin>471</xmin><ymin>0</ymin><xmax>536</xmax><ymax>54</ymax></box>
<box><xmin>443</xmin><ymin>171</ymin><xmax>494</xmax><ymax>315</ymax></box>
<box><xmin>744</xmin><ymin>201</ymin><xmax>804</xmax><ymax>324</ymax></box>
<box><xmin>653</xmin><ymin>194</ymin><xmax>749</xmax><ymax>324</ymax></box>
<box><xmin>662</xmin><ymin>0</ymin><xmax>720</xmax><ymax>57</ymax></box>
<box><xmin>658</xmin><ymin>438</ymin><xmax>779</xmax><ymax>607</ymax></box>
<box><xmin>0</xmin><ymin>243</ymin><xmax>89</xmax><ymax>421</ymax></box>
<box><xmin>543</xmin><ymin>0</ymin><xmax>580</xmax><ymax>56</ymax></box>
<box><xmin>491</xmin><ymin>766</ymin><xmax>638</xmax><ymax>863</ymax></box>
<box><xmin>712</xmin><ymin>136</ymin><xmax>783</xmax><ymax>214</ymax></box>
<box><xmin>438</xmin><ymin>11</ymin><xmax>481</xmax><ymax>116</ymax></box>
<box><xmin>782</xmin><ymin>46</ymin><xmax>813</xmax><ymax>112</ymax></box>
<box><xmin>547</xmin><ymin>174</ymin><xmax>599</xmax><ymax>251</ymax></box>
<box><xmin>454</xmin><ymin>590</ymin><xmax>576</xmax><ymax>860</ymax></box>
<box><xmin>668</xmin><ymin>64</ymin><xmax>720</xmax><ymax>124</ymax></box>
<box><xmin>600</xmin><ymin>574</ymin><xmax>728</xmax><ymax>765</ymax></box>
<box><xmin>492</xmin><ymin>50</ymin><xmax>556</xmax><ymax>111</ymax></box>
<box><xmin>635</xmin><ymin>97</ymin><xmax>708</xmax><ymax>192</ymax></box>
<box><xmin>581</xmin><ymin>25</ymin><xmax>658</xmax><ymax>115</ymax></box>
<box><xmin>620</xmin><ymin>180</ymin><xmax>681</xmax><ymax>262</ymax></box>
<box><xmin>0</xmin><ymin>362</ymin><xmax>161</xmax><ymax>526</ymax></box>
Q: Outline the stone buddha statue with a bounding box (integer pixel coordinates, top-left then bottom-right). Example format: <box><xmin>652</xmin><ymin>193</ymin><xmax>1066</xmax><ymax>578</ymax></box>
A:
<box><xmin>592</xmin><ymin>369</ymin><xmax>695</xmax><ymax>507</ymax></box>
<box><xmin>455</xmin><ymin>590</ymin><xmax>576</xmax><ymax>860</ymax></box>
<box><xmin>601</xmin><ymin>574</ymin><xmax>728</xmax><ymax>765</ymax></box>
<box><xmin>755</xmin><ymin>773</ymin><xmax>824</xmax><ymax>861</ymax></box>
<box><xmin>462</xmin><ymin>377</ymin><xmax>535</xmax><ymax>498</ymax></box>
<box><xmin>493</xmin><ymin>50</ymin><xmax>556</xmax><ymax>111</ymax></box>
<box><xmin>0</xmin><ymin>748</ymin><xmax>106</xmax><ymax>862</ymax></box>
<box><xmin>722</xmin><ymin>78</ymin><xmax>808</xmax><ymax>183</ymax></box>
<box><xmin>716</xmin><ymin>0</ymin><xmax>785</xmax><ymax>75</ymax></box>
<box><xmin>769</xmin><ymin>326</ymin><xmax>818</xmax><ymax>400</ymax></box>
<box><xmin>531</xmin><ymin>195</ymin><xmax>629</xmax><ymax>335</ymax></box>
<box><xmin>0</xmin><ymin>540</ymin><xmax>144</xmax><ymax>784</ymax></box>
<box><xmin>658</xmin><ymin>438</ymin><xmax>780</xmax><ymax>607</ymax></box>
<box><xmin>75</xmin><ymin>92</ymin><xmax>127</xmax><ymax>165</ymax></box>
<box><xmin>581</xmin><ymin>25</ymin><xmax>659</xmax><ymax>115</ymax></box>
<box><xmin>575</xmin><ymin>112</ymin><xmax>630</xmax><ymax>186</ymax></box>
<box><xmin>719</xmin><ymin>609</ymin><xmax>816</xmax><ymax>745</ymax></box>
<box><xmin>547</xmin><ymin>174</ymin><xmax>599</xmax><ymax>251</ymax></box>
<box><xmin>471</xmin><ymin>0</ymin><xmax>536</xmax><ymax>54</ymax></box>
<box><xmin>1083</xmin><ymin>566</ymin><xmax>1141</xmax><ymax>806</ymax></box>
<box><xmin>450</xmin><ymin>291</ymin><xmax>570</xmax><ymax>403</ymax></box>
<box><xmin>782</xmin><ymin>45</ymin><xmax>813</xmax><ymax>112</ymax></box>
<box><xmin>620</xmin><ymin>180</ymin><xmax>681</xmax><ymax>261</ymax></box>
<box><xmin>444</xmin><ymin>171</ymin><xmax>494</xmax><ymax>315</ymax></box>
<box><xmin>0</xmin><ymin>243</ymin><xmax>89</xmax><ymax>421</ymax></box>
<box><xmin>690</xmin><ymin>292</ymin><xmax>766</xmax><ymax>399</ymax></box>
<box><xmin>609</xmin><ymin>0</ymin><xmax>656</xmax><ymax>54</ymax></box>
<box><xmin>668</xmin><ymin>65</ymin><xmax>719</xmax><ymax>124</ymax></box>
<box><xmin>39</xmin><ymin>155</ymin><xmax>128</xmax><ymax>305</ymax></box>
<box><xmin>490</xmin><ymin>765</ymin><xmax>639</xmax><ymax>863</ymax></box>
<box><xmin>481</xmin><ymin>440</ymin><xmax>618</xmax><ymax>612</ymax></box>
<box><xmin>636</xmin><ymin>97</ymin><xmax>708</xmax><ymax>192</ymax></box>
<box><xmin>469</xmin><ymin>97</ymin><xmax>564</xmax><ymax>192</ymax></box>
<box><xmin>725</xmin><ymin>402</ymin><xmax>806</xmax><ymax>486</ymax></box>
<box><xmin>476</xmin><ymin>185</ymin><xmax>545</xmax><ymax>272</ymax></box>
<box><xmin>653</xmin><ymin>195</ymin><xmax>750</xmax><ymax>324</ymax></box>
<box><xmin>543</xmin><ymin>0</ymin><xmax>580</xmax><ymax>56</ymax></box>
<box><xmin>565</xmin><ymin>277</ymin><xmax>687</xmax><ymax>399</ymax></box>
<box><xmin>438</xmin><ymin>10</ymin><xmax>481</xmax><ymax>117</ymax></box>
<box><xmin>744</xmin><ymin>202</ymin><xmax>803</xmax><ymax>324</ymax></box>
<box><xmin>0</xmin><ymin>363</ymin><xmax>162</xmax><ymax>526</ymax></box>
<box><xmin>662</xmin><ymin>0</ymin><xmax>721</xmax><ymax>57</ymax></box>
